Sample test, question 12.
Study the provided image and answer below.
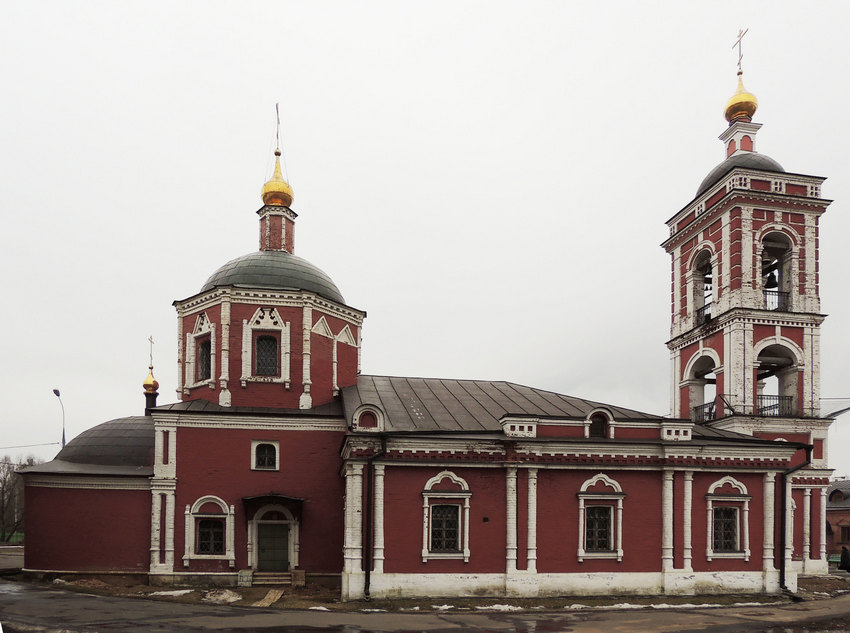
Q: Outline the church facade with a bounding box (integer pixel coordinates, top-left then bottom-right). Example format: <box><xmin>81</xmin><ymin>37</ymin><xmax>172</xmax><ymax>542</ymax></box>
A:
<box><xmin>22</xmin><ymin>71</ymin><xmax>835</xmax><ymax>598</ymax></box>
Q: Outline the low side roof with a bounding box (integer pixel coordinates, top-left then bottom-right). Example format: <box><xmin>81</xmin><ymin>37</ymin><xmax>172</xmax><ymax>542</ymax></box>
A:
<box><xmin>342</xmin><ymin>375</ymin><xmax>664</xmax><ymax>432</ymax></box>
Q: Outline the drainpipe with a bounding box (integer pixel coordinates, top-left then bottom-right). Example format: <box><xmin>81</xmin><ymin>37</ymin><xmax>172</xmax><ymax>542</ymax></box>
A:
<box><xmin>363</xmin><ymin>434</ymin><xmax>386</xmax><ymax>601</ymax></box>
<box><xmin>779</xmin><ymin>444</ymin><xmax>812</xmax><ymax>591</ymax></box>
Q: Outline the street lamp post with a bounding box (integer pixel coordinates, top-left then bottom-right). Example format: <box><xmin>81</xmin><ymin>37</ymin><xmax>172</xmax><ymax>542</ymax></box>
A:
<box><xmin>52</xmin><ymin>389</ymin><xmax>65</xmax><ymax>449</ymax></box>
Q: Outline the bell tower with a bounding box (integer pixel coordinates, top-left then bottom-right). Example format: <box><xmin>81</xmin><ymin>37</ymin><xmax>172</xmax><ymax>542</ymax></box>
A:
<box><xmin>662</xmin><ymin>66</ymin><xmax>832</xmax><ymax>468</ymax></box>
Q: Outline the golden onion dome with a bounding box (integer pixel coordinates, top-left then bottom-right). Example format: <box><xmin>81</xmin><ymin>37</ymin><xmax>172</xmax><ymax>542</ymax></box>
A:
<box><xmin>261</xmin><ymin>149</ymin><xmax>294</xmax><ymax>207</ymax></box>
<box><xmin>143</xmin><ymin>365</ymin><xmax>159</xmax><ymax>394</ymax></box>
<box><xmin>724</xmin><ymin>71</ymin><xmax>758</xmax><ymax>123</ymax></box>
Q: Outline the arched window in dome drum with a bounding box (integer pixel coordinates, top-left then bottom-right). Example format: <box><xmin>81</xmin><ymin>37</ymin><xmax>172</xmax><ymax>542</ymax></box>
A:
<box><xmin>256</xmin><ymin>336</ymin><xmax>279</xmax><ymax>376</ymax></box>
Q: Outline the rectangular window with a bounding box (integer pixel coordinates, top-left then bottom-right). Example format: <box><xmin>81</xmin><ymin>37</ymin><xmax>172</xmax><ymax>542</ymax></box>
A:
<box><xmin>713</xmin><ymin>506</ymin><xmax>739</xmax><ymax>552</ymax></box>
<box><xmin>430</xmin><ymin>505</ymin><xmax>460</xmax><ymax>552</ymax></box>
<box><xmin>197</xmin><ymin>338</ymin><xmax>212</xmax><ymax>381</ymax></box>
<box><xmin>196</xmin><ymin>519</ymin><xmax>224</xmax><ymax>555</ymax></box>
<box><xmin>255</xmin><ymin>443</ymin><xmax>277</xmax><ymax>469</ymax></box>
<box><xmin>842</xmin><ymin>526</ymin><xmax>850</xmax><ymax>543</ymax></box>
<box><xmin>255</xmin><ymin>335</ymin><xmax>279</xmax><ymax>376</ymax></box>
<box><xmin>585</xmin><ymin>505</ymin><xmax>612</xmax><ymax>551</ymax></box>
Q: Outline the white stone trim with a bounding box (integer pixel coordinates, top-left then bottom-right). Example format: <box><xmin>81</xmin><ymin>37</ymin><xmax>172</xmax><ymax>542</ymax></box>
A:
<box><xmin>351</xmin><ymin>404</ymin><xmax>385</xmax><ymax>432</ymax></box>
<box><xmin>247</xmin><ymin>504</ymin><xmax>299</xmax><ymax>570</ymax></box>
<box><xmin>662</xmin><ymin>470</ymin><xmax>674</xmax><ymax>571</ymax></box>
<box><xmin>152</xmin><ymin>412</ymin><xmax>346</xmax><ymax>432</ymax></box>
<box><xmin>300</xmin><ymin>306</ymin><xmax>312</xmax><ymax>408</ymax></box>
<box><xmin>183</xmin><ymin>495</ymin><xmax>235</xmax><ymax>568</ymax></box>
<box><xmin>577</xmin><ymin>473</ymin><xmax>624</xmax><ymax>562</ymax></box>
<box><xmin>150</xmin><ymin>484</ymin><xmax>176</xmax><ymax>574</ymax></box>
<box><xmin>421</xmin><ymin>470</ymin><xmax>471</xmax><ymax>563</ymax></box>
<box><xmin>25</xmin><ymin>475</ymin><xmax>151</xmax><ymax>490</ymax></box>
<box><xmin>250</xmin><ymin>439</ymin><xmax>280</xmax><ymax>471</ymax></box>
<box><xmin>218</xmin><ymin>296</ymin><xmax>231</xmax><ymax>406</ymax></box>
<box><xmin>344</xmin><ymin>463</ymin><xmax>364</xmax><ymax>574</ymax></box>
<box><xmin>240</xmin><ymin>307</ymin><xmax>291</xmax><ymax>388</ymax></box>
<box><xmin>763</xmin><ymin>472</ymin><xmax>776</xmax><ymax>571</ymax></box>
<box><xmin>705</xmin><ymin>476</ymin><xmax>750</xmax><ymax>562</ymax></box>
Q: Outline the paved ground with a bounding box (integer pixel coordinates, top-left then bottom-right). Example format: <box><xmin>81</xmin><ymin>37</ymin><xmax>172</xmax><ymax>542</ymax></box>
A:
<box><xmin>0</xmin><ymin>547</ymin><xmax>23</xmax><ymax>574</ymax></box>
<box><xmin>2</xmin><ymin>580</ymin><xmax>850</xmax><ymax>633</ymax></box>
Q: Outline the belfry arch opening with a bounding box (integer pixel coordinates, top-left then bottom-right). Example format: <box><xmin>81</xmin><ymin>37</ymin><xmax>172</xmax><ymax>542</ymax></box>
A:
<box><xmin>693</xmin><ymin>250</ymin><xmax>713</xmax><ymax>325</ymax></box>
<box><xmin>762</xmin><ymin>232</ymin><xmax>792</xmax><ymax>311</ymax></box>
<box><xmin>689</xmin><ymin>355</ymin><xmax>717</xmax><ymax>422</ymax></box>
<box><xmin>756</xmin><ymin>344</ymin><xmax>797</xmax><ymax>417</ymax></box>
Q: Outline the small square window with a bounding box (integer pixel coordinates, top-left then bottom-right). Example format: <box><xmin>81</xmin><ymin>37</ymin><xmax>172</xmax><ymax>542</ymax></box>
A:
<box><xmin>251</xmin><ymin>440</ymin><xmax>280</xmax><ymax>471</ymax></box>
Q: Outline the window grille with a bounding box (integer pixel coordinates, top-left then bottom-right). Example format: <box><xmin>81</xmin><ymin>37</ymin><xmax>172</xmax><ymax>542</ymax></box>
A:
<box><xmin>430</xmin><ymin>505</ymin><xmax>460</xmax><ymax>552</ymax></box>
<box><xmin>197</xmin><ymin>519</ymin><xmax>225</xmax><ymax>554</ymax></box>
<box><xmin>256</xmin><ymin>336</ymin><xmax>278</xmax><ymax>376</ymax></box>
<box><xmin>197</xmin><ymin>339</ymin><xmax>211</xmax><ymax>381</ymax></box>
<box><xmin>585</xmin><ymin>506</ymin><xmax>612</xmax><ymax>551</ymax></box>
<box><xmin>713</xmin><ymin>507</ymin><xmax>738</xmax><ymax>552</ymax></box>
<box><xmin>255</xmin><ymin>443</ymin><xmax>276</xmax><ymax>469</ymax></box>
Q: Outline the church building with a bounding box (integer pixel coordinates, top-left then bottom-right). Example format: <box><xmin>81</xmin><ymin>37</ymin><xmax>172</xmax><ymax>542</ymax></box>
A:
<box><xmin>21</xmin><ymin>68</ymin><xmax>836</xmax><ymax>598</ymax></box>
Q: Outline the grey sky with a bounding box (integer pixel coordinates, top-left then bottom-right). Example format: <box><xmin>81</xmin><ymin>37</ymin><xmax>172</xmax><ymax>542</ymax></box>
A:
<box><xmin>2</xmin><ymin>2</ymin><xmax>849</xmax><ymax>474</ymax></box>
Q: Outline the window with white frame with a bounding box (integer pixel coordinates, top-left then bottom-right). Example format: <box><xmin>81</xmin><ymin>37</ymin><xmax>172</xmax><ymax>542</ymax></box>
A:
<box><xmin>184</xmin><ymin>312</ymin><xmax>215</xmax><ymax>391</ymax></box>
<box><xmin>577</xmin><ymin>473</ymin><xmax>624</xmax><ymax>562</ymax></box>
<box><xmin>421</xmin><ymin>471</ymin><xmax>471</xmax><ymax>562</ymax></box>
<box><xmin>183</xmin><ymin>495</ymin><xmax>235</xmax><ymax>568</ymax></box>
<box><xmin>251</xmin><ymin>440</ymin><xmax>279</xmax><ymax>471</ymax></box>
<box><xmin>241</xmin><ymin>307</ymin><xmax>290</xmax><ymax>387</ymax></box>
<box><xmin>705</xmin><ymin>475</ymin><xmax>750</xmax><ymax>561</ymax></box>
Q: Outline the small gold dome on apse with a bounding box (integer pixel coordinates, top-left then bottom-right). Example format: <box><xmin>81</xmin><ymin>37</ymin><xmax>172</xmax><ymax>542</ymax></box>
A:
<box><xmin>143</xmin><ymin>366</ymin><xmax>159</xmax><ymax>394</ymax></box>
<box><xmin>261</xmin><ymin>149</ymin><xmax>294</xmax><ymax>206</ymax></box>
<box><xmin>724</xmin><ymin>72</ymin><xmax>758</xmax><ymax>123</ymax></box>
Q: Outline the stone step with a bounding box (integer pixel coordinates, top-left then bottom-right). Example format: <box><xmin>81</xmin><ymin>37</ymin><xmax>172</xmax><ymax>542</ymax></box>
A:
<box><xmin>252</xmin><ymin>572</ymin><xmax>292</xmax><ymax>586</ymax></box>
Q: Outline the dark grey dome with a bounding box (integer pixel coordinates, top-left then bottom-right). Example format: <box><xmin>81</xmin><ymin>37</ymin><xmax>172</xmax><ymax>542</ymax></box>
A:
<box><xmin>200</xmin><ymin>250</ymin><xmax>345</xmax><ymax>304</ymax></box>
<box><xmin>697</xmin><ymin>152</ymin><xmax>785</xmax><ymax>196</ymax></box>
<box><xmin>57</xmin><ymin>417</ymin><xmax>154</xmax><ymax>467</ymax></box>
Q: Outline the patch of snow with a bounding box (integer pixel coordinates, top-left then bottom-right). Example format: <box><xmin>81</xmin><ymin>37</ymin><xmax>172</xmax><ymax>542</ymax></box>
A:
<box><xmin>52</xmin><ymin>579</ymin><xmax>69</xmax><ymax>585</ymax></box>
<box><xmin>431</xmin><ymin>604</ymin><xmax>455</xmax><ymax>610</ymax></box>
<box><xmin>566</xmin><ymin>603</ymin><xmax>589</xmax><ymax>609</ymax></box>
<box><xmin>400</xmin><ymin>606</ymin><xmax>420</xmax><ymax>611</ymax></box>
<box><xmin>609</xmin><ymin>603</ymin><xmax>650</xmax><ymax>609</ymax></box>
<box><xmin>202</xmin><ymin>589</ymin><xmax>242</xmax><ymax>604</ymax></box>
<box><xmin>360</xmin><ymin>608</ymin><xmax>387</xmax><ymax>612</ymax></box>
<box><xmin>309</xmin><ymin>606</ymin><xmax>330</xmax><ymax>611</ymax></box>
<box><xmin>475</xmin><ymin>604</ymin><xmax>524</xmax><ymax>612</ymax></box>
<box><xmin>150</xmin><ymin>589</ymin><xmax>194</xmax><ymax>597</ymax></box>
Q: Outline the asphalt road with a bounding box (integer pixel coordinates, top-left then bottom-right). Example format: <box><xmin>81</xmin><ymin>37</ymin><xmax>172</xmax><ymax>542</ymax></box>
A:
<box><xmin>2</xmin><ymin>580</ymin><xmax>850</xmax><ymax>633</ymax></box>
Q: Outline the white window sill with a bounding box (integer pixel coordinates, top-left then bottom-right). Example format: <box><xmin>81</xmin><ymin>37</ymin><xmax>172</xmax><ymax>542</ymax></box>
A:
<box><xmin>708</xmin><ymin>551</ymin><xmax>748</xmax><ymax>560</ymax></box>
<box><xmin>578</xmin><ymin>551</ymin><xmax>622</xmax><ymax>562</ymax></box>
<box><xmin>422</xmin><ymin>552</ymin><xmax>469</xmax><ymax>562</ymax></box>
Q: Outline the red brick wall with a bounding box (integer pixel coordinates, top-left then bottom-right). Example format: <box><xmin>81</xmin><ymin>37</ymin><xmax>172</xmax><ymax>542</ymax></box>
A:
<box><xmin>25</xmin><ymin>484</ymin><xmax>150</xmax><ymax>572</ymax></box>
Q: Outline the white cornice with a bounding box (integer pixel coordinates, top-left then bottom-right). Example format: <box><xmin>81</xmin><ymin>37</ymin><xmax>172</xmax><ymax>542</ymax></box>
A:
<box><xmin>667</xmin><ymin>310</ymin><xmax>825</xmax><ymax>351</ymax></box>
<box><xmin>152</xmin><ymin>412</ymin><xmax>346</xmax><ymax>432</ymax></box>
<box><xmin>26</xmin><ymin>475</ymin><xmax>151</xmax><ymax>490</ymax></box>
<box><xmin>175</xmin><ymin>289</ymin><xmax>365</xmax><ymax>323</ymax></box>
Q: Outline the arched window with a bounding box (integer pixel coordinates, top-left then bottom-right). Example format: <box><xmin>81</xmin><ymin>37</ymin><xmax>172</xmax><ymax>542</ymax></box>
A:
<box><xmin>756</xmin><ymin>344</ymin><xmax>798</xmax><ymax>417</ymax></box>
<box><xmin>589</xmin><ymin>414</ymin><xmax>608</xmax><ymax>438</ymax></box>
<box><xmin>706</xmin><ymin>476</ymin><xmax>750</xmax><ymax>561</ymax></box>
<box><xmin>183</xmin><ymin>495</ymin><xmax>235</xmax><ymax>568</ymax></box>
<box><xmin>421</xmin><ymin>471</ymin><xmax>471</xmax><ymax>563</ymax></box>
<box><xmin>761</xmin><ymin>232</ymin><xmax>793</xmax><ymax>311</ymax></box>
<box><xmin>688</xmin><ymin>354</ymin><xmax>718</xmax><ymax>422</ymax></box>
<box><xmin>256</xmin><ymin>335</ymin><xmax>279</xmax><ymax>376</ymax></box>
<box><xmin>251</xmin><ymin>440</ymin><xmax>279</xmax><ymax>471</ymax></box>
<box><xmin>577</xmin><ymin>474</ymin><xmax>625</xmax><ymax>562</ymax></box>
<box><xmin>693</xmin><ymin>250</ymin><xmax>713</xmax><ymax>325</ymax></box>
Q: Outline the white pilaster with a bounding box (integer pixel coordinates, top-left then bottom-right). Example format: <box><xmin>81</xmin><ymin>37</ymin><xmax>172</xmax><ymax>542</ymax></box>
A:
<box><xmin>300</xmin><ymin>305</ymin><xmax>312</xmax><ymax>409</ymax></box>
<box><xmin>802</xmin><ymin>488</ymin><xmax>811</xmax><ymax>572</ymax></box>
<box><xmin>785</xmin><ymin>484</ymin><xmax>794</xmax><ymax>570</ymax></box>
<box><xmin>763</xmin><ymin>472</ymin><xmax>776</xmax><ymax>571</ymax></box>
<box><xmin>506</xmin><ymin>467</ymin><xmax>517</xmax><ymax>573</ymax></box>
<box><xmin>662</xmin><ymin>470</ymin><xmax>674</xmax><ymax>572</ymax></box>
<box><xmin>683</xmin><ymin>471</ymin><xmax>693</xmax><ymax>572</ymax></box>
<box><xmin>527</xmin><ymin>468</ymin><xmax>538</xmax><ymax>573</ymax></box>
<box><xmin>374</xmin><ymin>464</ymin><xmax>385</xmax><ymax>574</ymax></box>
<box><xmin>219</xmin><ymin>296</ymin><xmax>231</xmax><ymax>406</ymax></box>
<box><xmin>820</xmin><ymin>488</ymin><xmax>828</xmax><ymax>563</ymax></box>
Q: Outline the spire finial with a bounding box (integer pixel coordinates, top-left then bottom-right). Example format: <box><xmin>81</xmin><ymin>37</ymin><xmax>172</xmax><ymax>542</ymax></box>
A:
<box><xmin>262</xmin><ymin>103</ymin><xmax>294</xmax><ymax>206</ymax></box>
<box><xmin>733</xmin><ymin>28</ymin><xmax>748</xmax><ymax>74</ymax></box>
<box><xmin>724</xmin><ymin>29</ymin><xmax>758</xmax><ymax>123</ymax></box>
<box><xmin>143</xmin><ymin>336</ymin><xmax>159</xmax><ymax>395</ymax></box>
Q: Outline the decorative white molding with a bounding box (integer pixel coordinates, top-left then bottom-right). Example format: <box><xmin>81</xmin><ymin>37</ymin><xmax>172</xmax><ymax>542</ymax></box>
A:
<box><xmin>25</xmin><ymin>475</ymin><xmax>151</xmax><ymax>490</ymax></box>
<box><xmin>506</xmin><ymin>467</ymin><xmax>517</xmax><ymax>573</ymax></box>
<box><xmin>421</xmin><ymin>471</ymin><xmax>471</xmax><ymax>563</ymax></box>
<box><xmin>184</xmin><ymin>312</ymin><xmax>215</xmax><ymax>393</ymax></box>
<box><xmin>527</xmin><ymin>468</ymin><xmax>538</xmax><ymax>573</ymax></box>
<box><xmin>351</xmin><ymin>404</ymin><xmax>385</xmax><ymax>432</ymax></box>
<box><xmin>247</xmin><ymin>504</ymin><xmax>299</xmax><ymax>570</ymax></box>
<box><xmin>183</xmin><ymin>495</ymin><xmax>236</xmax><ymax>568</ymax></box>
<box><xmin>705</xmin><ymin>476</ymin><xmax>750</xmax><ymax>562</ymax></box>
<box><xmin>240</xmin><ymin>307</ymin><xmax>291</xmax><ymax>388</ymax></box>
<box><xmin>577</xmin><ymin>473</ymin><xmax>624</xmax><ymax>562</ymax></box>
<box><xmin>374</xmin><ymin>464</ymin><xmax>385</xmax><ymax>574</ymax></box>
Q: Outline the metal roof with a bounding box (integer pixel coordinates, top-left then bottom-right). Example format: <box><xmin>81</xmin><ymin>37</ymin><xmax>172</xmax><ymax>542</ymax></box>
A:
<box><xmin>199</xmin><ymin>250</ymin><xmax>345</xmax><ymax>304</ymax></box>
<box><xmin>696</xmin><ymin>152</ymin><xmax>785</xmax><ymax>196</ymax></box>
<box><xmin>154</xmin><ymin>399</ymin><xmax>344</xmax><ymax>417</ymax></box>
<box><xmin>342</xmin><ymin>375</ymin><xmax>663</xmax><ymax>432</ymax></box>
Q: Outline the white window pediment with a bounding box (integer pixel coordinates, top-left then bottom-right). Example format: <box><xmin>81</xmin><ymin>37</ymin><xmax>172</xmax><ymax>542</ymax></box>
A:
<box><xmin>184</xmin><ymin>312</ymin><xmax>216</xmax><ymax>392</ymax></box>
<box><xmin>422</xmin><ymin>471</ymin><xmax>471</xmax><ymax>563</ymax></box>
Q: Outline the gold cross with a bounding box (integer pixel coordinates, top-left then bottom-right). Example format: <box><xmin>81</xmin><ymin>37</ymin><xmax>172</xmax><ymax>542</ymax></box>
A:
<box><xmin>733</xmin><ymin>28</ymin><xmax>749</xmax><ymax>72</ymax></box>
<box><xmin>148</xmin><ymin>335</ymin><xmax>155</xmax><ymax>366</ymax></box>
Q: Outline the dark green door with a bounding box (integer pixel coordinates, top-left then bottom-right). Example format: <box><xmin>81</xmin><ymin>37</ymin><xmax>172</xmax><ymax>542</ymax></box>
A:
<box><xmin>257</xmin><ymin>524</ymin><xmax>289</xmax><ymax>572</ymax></box>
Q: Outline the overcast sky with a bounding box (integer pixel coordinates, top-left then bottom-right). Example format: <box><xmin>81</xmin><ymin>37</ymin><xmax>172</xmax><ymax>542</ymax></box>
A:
<box><xmin>2</xmin><ymin>2</ymin><xmax>849</xmax><ymax>475</ymax></box>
